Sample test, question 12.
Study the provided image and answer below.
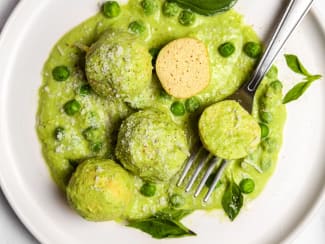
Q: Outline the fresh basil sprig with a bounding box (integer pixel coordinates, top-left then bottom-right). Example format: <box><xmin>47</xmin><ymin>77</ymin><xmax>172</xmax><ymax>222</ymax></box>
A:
<box><xmin>127</xmin><ymin>209</ymin><xmax>195</xmax><ymax>239</ymax></box>
<box><xmin>168</xmin><ymin>0</ymin><xmax>238</xmax><ymax>16</ymax></box>
<box><xmin>283</xmin><ymin>54</ymin><xmax>322</xmax><ymax>104</ymax></box>
<box><xmin>222</xmin><ymin>181</ymin><xmax>243</xmax><ymax>221</ymax></box>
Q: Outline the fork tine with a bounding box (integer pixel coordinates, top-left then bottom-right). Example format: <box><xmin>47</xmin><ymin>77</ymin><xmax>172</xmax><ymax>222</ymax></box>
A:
<box><xmin>185</xmin><ymin>152</ymin><xmax>212</xmax><ymax>192</ymax></box>
<box><xmin>194</xmin><ymin>157</ymin><xmax>220</xmax><ymax>197</ymax></box>
<box><xmin>177</xmin><ymin>146</ymin><xmax>204</xmax><ymax>186</ymax></box>
<box><xmin>203</xmin><ymin>159</ymin><xmax>229</xmax><ymax>202</ymax></box>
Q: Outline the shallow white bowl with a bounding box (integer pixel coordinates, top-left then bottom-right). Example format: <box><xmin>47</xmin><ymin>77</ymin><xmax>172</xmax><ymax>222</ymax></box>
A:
<box><xmin>0</xmin><ymin>0</ymin><xmax>324</xmax><ymax>243</ymax></box>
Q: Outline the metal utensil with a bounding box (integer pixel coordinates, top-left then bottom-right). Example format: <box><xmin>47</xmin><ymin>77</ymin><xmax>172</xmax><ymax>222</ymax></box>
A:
<box><xmin>177</xmin><ymin>0</ymin><xmax>314</xmax><ymax>202</ymax></box>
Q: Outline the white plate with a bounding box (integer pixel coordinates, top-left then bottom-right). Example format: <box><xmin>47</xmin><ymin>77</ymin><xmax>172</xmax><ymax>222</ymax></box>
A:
<box><xmin>0</xmin><ymin>0</ymin><xmax>324</xmax><ymax>243</ymax></box>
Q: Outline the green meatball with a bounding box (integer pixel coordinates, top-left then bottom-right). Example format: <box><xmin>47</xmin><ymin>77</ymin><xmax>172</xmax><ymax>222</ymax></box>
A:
<box><xmin>66</xmin><ymin>159</ymin><xmax>135</xmax><ymax>221</ymax></box>
<box><xmin>85</xmin><ymin>30</ymin><xmax>152</xmax><ymax>108</ymax></box>
<box><xmin>162</xmin><ymin>2</ymin><xmax>179</xmax><ymax>17</ymax></box>
<box><xmin>199</xmin><ymin>101</ymin><xmax>261</xmax><ymax>159</ymax></box>
<box><xmin>178</xmin><ymin>10</ymin><xmax>195</xmax><ymax>26</ymax></box>
<box><xmin>115</xmin><ymin>110</ymin><xmax>189</xmax><ymax>182</ymax></box>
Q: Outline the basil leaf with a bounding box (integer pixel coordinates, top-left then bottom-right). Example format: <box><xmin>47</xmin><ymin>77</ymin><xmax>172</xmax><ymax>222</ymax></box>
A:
<box><xmin>222</xmin><ymin>181</ymin><xmax>243</xmax><ymax>221</ymax></box>
<box><xmin>283</xmin><ymin>75</ymin><xmax>322</xmax><ymax>104</ymax></box>
<box><xmin>284</xmin><ymin>54</ymin><xmax>311</xmax><ymax>76</ymax></box>
<box><xmin>156</xmin><ymin>208</ymin><xmax>193</xmax><ymax>221</ymax></box>
<box><xmin>168</xmin><ymin>0</ymin><xmax>238</xmax><ymax>16</ymax></box>
<box><xmin>128</xmin><ymin>217</ymin><xmax>196</xmax><ymax>239</ymax></box>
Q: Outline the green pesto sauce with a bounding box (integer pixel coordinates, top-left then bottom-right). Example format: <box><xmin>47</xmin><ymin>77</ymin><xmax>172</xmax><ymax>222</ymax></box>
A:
<box><xmin>37</xmin><ymin>0</ymin><xmax>286</xmax><ymax>220</ymax></box>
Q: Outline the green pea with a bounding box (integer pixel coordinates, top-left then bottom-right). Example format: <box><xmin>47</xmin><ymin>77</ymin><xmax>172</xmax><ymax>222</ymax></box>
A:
<box><xmin>218</xmin><ymin>42</ymin><xmax>236</xmax><ymax>57</ymax></box>
<box><xmin>52</xmin><ymin>66</ymin><xmax>70</xmax><ymax>81</ymax></box>
<box><xmin>64</xmin><ymin>99</ymin><xmax>81</xmax><ymax>116</ymax></box>
<box><xmin>170</xmin><ymin>194</ymin><xmax>185</xmax><ymax>207</ymax></box>
<box><xmin>54</xmin><ymin>127</ymin><xmax>64</xmax><ymax>141</ymax></box>
<box><xmin>243</xmin><ymin>42</ymin><xmax>262</xmax><ymax>58</ymax></box>
<box><xmin>269</xmin><ymin>80</ymin><xmax>283</xmax><ymax>92</ymax></box>
<box><xmin>141</xmin><ymin>0</ymin><xmax>158</xmax><ymax>15</ymax></box>
<box><xmin>185</xmin><ymin>97</ymin><xmax>200</xmax><ymax>113</ymax></box>
<box><xmin>79</xmin><ymin>84</ymin><xmax>92</xmax><ymax>96</ymax></box>
<box><xmin>266</xmin><ymin>65</ymin><xmax>278</xmax><ymax>79</ymax></box>
<box><xmin>260</xmin><ymin>111</ymin><xmax>272</xmax><ymax>123</ymax></box>
<box><xmin>102</xmin><ymin>1</ymin><xmax>121</xmax><ymax>18</ymax></box>
<box><xmin>239</xmin><ymin>178</ymin><xmax>255</xmax><ymax>194</ymax></box>
<box><xmin>90</xmin><ymin>142</ymin><xmax>102</xmax><ymax>153</ymax></box>
<box><xmin>170</xmin><ymin>101</ymin><xmax>185</xmax><ymax>116</ymax></box>
<box><xmin>140</xmin><ymin>182</ymin><xmax>156</xmax><ymax>197</ymax></box>
<box><xmin>162</xmin><ymin>2</ymin><xmax>179</xmax><ymax>17</ymax></box>
<box><xmin>82</xmin><ymin>127</ymin><xmax>101</xmax><ymax>142</ymax></box>
<box><xmin>128</xmin><ymin>21</ymin><xmax>146</xmax><ymax>34</ymax></box>
<box><xmin>259</xmin><ymin>123</ymin><xmax>269</xmax><ymax>138</ymax></box>
<box><xmin>178</xmin><ymin>10</ymin><xmax>195</xmax><ymax>26</ymax></box>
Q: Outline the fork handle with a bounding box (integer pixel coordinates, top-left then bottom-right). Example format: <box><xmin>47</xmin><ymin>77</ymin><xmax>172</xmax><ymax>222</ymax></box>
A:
<box><xmin>246</xmin><ymin>0</ymin><xmax>314</xmax><ymax>93</ymax></box>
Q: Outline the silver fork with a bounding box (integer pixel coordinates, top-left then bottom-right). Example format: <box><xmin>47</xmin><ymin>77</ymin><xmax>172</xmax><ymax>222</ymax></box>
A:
<box><xmin>177</xmin><ymin>0</ymin><xmax>314</xmax><ymax>202</ymax></box>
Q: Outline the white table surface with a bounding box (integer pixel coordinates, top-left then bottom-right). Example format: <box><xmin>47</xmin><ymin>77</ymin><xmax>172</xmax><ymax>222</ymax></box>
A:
<box><xmin>0</xmin><ymin>0</ymin><xmax>324</xmax><ymax>243</ymax></box>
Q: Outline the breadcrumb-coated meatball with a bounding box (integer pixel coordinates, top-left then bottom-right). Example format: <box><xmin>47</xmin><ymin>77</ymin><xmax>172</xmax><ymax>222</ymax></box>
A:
<box><xmin>66</xmin><ymin>158</ymin><xmax>135</xmax><ymax>221</ymax></box>
<box><xmin>85</xmin><ymin>29</ymin><xmax>152</xmax><ymax>108</ymax></box>
<box><xmin>199</xmin><ymin>101</ymin><xmax>261</xmax><ymax>159</ymax></box>
<box><xmin>115</xmin><ymin>110</ymin><xmax>189</xmax><ymax>182</ymax></box>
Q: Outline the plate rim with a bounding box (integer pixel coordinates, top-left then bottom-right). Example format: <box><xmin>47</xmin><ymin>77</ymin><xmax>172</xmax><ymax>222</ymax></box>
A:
<box><xmin>0</xmin><ymin>1</ymin><xmax>325</xmax><ymax>244</ymax></box>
